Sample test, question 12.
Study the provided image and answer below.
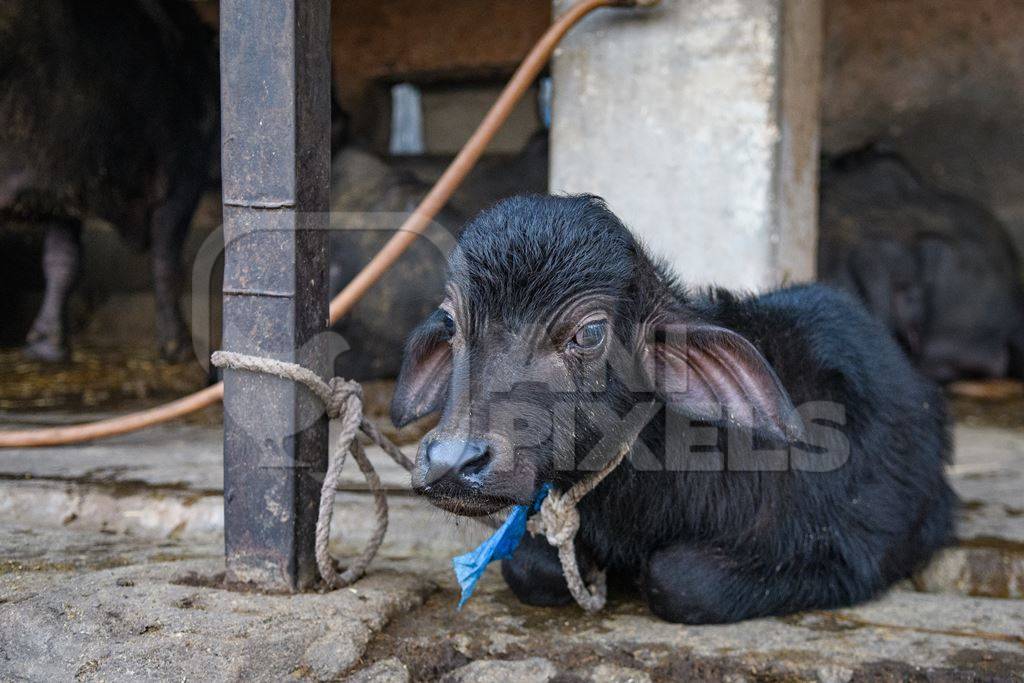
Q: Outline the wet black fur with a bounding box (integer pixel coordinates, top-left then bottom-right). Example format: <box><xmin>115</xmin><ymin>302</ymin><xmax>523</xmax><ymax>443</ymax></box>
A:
<box><xmin>397</xmin><ymin>194</ymin><xmax>955</xmax><ymax>624</ymax></box>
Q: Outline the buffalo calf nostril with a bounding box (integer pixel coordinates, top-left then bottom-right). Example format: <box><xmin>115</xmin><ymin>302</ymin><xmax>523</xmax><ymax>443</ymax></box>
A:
<box><xmin>423</xmin><ymin>438</ymin><xmax>492</xmax><ymax>484</ymax></box>
<box><xmin>458</xmin><ymin>447</ymin><xmax>491</xmax><ymax>477</ymax></box>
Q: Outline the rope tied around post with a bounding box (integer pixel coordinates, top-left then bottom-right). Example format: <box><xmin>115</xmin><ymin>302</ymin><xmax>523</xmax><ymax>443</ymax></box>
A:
<box><xmin>210</xmin><ymin>350</ymin><xmax>630</xmax><ymax>610</ymax></box>
<box><xmin>211</xmin><ymin>350</ymin><xmax>411</xmax><ymax>589</ymax></box>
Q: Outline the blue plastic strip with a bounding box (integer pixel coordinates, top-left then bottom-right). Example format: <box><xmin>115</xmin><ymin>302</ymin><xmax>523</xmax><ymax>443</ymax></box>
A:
<box><xmin>452</xmin><ymin>484</ymin><xmax>551</xmax><ymax>609</ymax></box>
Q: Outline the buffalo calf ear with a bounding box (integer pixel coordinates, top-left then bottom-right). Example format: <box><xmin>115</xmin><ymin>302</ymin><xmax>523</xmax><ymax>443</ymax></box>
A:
<box><xmin>644</xmin><ymin>322</ymin><xmax>804</xmax><ymax>441</ymax></box>
<box><xmin>390</xmin><ymin>310</ymin><xmax>453</xmax><ymax>427</ymax></box>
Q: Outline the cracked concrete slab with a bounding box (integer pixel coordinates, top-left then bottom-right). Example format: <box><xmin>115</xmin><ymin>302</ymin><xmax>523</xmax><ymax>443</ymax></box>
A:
<box><xmin>952</xmin><ymin>425</ymin><xmax>1024</xmax><ymax>544</ymax></box>
<box><xmin>0</xmin><ymin>416</ymin><xmax>413</xmax><ymax>493</ymax></box>
<box><xmin>0</xmin><ymin>479</ymin><xmax>489</xmax><ymax>562</ymax></box>
<box><xmin>3</xmin><ymin>419</ymin><xmax>1018</xmax><ymax>517</ymax></box>
<box><xmin>0</xmin><ymin>541</ymin><xmax>436</xmax><ymax>682</ymax></box>
<box><xmin>2</xmin><ymin>422</ymin><xmax>1021</xmax><ymax>533</ymax></box>
<box><xmin>1</xmin><ymin>416</ymin><xmax>1023</xmax><ymax>680</ymax></box>
<box><xmin>354</xmin><ymin>564</ymin><xmax>1024</xmax><ymax>681</ymax></box>
<box><xmin>4</xmin><ymin>524</ymin><xmax>1022</xmax><ymax>682</ymax></box>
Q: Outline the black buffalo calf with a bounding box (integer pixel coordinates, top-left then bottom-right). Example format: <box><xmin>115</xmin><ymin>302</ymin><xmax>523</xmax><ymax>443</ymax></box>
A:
<box><xmin>391</xmin><ymin>194</ymin><xmax>955</xmax><ymax>624</ymax></box>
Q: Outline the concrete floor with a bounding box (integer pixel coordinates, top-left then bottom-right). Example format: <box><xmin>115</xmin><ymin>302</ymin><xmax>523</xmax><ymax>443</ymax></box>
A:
<box><xmin>1</xmin><ymin>410</ymin><xmax>1022</xmax><ymax>681</ymax></box>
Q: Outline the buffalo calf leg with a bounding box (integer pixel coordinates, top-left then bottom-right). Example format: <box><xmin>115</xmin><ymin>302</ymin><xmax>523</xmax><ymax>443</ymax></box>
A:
<box><xmin>25</xmin><ymin>220</ymin><xmax>82</xmax><ymax>361</ymax></box>
<box><xmin>642</xmin><ymin>543</ymin><xmax>865</xmax><ymax>625</ymax></box>
<box><xmin>501</xmin><ymin>532</ymin><xmax>576</xmax><ymax>607</ymax></box>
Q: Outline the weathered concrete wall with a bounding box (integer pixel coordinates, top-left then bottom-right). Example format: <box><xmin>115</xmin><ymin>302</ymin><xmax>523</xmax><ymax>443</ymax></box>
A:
<box><xmin>550</xmin><ymin>0</ymin><xmax>823</xmax><ymax>291</ymax></box>
<box><xmin>823</xmin><ymin>0</ymin><xmax>1024</xmax><ymax>257</ymax></box>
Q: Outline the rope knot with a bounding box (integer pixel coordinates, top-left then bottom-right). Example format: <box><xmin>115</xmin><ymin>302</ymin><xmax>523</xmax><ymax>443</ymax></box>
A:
<box><xmin>209</xmin><ymin>350</ymin><xmax>396</xmax><ymax>590</ymax></box>
<box><xmin>325</xmin><ymin>377</ymin><xmax>363</xmax><ymax>420</ymax></box>
<box><xmin>532</xmin><ymin>490</ymin><xmax>580</xmax><ymax>547</ymax></box>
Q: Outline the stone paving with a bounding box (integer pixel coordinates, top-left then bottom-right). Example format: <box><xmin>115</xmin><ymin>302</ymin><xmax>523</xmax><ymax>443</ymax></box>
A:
<box><xmin>1</xmin><ymin>529</ymin><xmax>434</xmax><ymax>681</ymax></box>
<box><xmin>1</xmin><ymin>411</ymin><xmax>1022</xmax><ymax>681</ymax></box>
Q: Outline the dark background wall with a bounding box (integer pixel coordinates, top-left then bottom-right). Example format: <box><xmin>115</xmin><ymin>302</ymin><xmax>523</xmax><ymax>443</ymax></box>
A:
<box><xmin>822</xmin><ymin>0</ymin><xmax>1024</xmax><ymax>258</ymax></box>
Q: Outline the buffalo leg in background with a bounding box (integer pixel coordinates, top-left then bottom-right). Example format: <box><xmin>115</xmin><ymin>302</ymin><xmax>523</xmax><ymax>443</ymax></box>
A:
<box><xmin>150</xmin><ymin>177</ymin><xmax>203</xmax><ymax>362</ymax></box>
<box><xmin>25</xmin><ymin>220</ymin><xmax>82</xmax><ymax>362</ymax></box>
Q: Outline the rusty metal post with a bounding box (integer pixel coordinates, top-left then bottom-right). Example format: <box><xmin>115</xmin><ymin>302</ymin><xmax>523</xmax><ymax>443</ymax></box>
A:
<box><xmin>219</xmin><ymin>0</ymin><xmax>331</xmax><ymax>591</ymax></box>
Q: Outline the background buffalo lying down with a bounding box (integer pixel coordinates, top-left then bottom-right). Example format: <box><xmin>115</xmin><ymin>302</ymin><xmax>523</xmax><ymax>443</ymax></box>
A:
<box><xmin>391</xmin><ymin>194</ymin><xmax>954</xmax><ymax>624</ymax></box>
<box><xmin>820</xmin><ymin>148</ymin><xmax>1024</xmax><ymax>384</ymax></box>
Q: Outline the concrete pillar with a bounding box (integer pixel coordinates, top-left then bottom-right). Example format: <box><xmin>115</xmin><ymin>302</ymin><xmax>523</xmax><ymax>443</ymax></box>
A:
<box><xmin>550</xmin><ymin>0</ymin><xmax>823</xmax><ymax>291</ymax></box>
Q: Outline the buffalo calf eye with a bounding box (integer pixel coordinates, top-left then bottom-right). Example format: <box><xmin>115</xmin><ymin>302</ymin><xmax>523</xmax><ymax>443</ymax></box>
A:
<box><xmin>572</xmin><ymin>320</ymin><xmax>607</xmax><ymax>350</ymax></box>
<box><xmin>440</xmin><ymin>310</ymin><xmax>455</xmax><ymax>336</ymax></box>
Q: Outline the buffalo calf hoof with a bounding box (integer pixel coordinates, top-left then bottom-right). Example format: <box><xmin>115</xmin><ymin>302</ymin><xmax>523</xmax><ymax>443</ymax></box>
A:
<box><xmin>500</xmin><ymin>534</ymin><xmax>575</xmax><ymax>607</ymax></box>
<box><xmin>501</xmin><ymin>557</ymin><xmax>574</xmax><ymax>607</ymax></box>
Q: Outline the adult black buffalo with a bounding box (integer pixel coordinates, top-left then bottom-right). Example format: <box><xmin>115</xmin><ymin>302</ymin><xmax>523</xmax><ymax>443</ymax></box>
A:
<box><xmin>0</xmin><ymin>0</ymin><xmax>218</xmax><ymax>360</ymax></box>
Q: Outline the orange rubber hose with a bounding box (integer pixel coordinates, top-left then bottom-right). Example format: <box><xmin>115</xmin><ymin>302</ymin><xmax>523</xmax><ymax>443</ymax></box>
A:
<box><xmin>0</xmin><ymin>0</ymin><xmax>635</xmax><ymax>448</ymax></box>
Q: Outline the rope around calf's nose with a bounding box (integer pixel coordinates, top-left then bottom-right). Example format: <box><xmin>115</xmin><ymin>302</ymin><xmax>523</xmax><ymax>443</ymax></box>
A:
<box><xmin>209</xmin><ymin>350</ymin><xmax>627</xmax><ymax>608</ymax></box>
